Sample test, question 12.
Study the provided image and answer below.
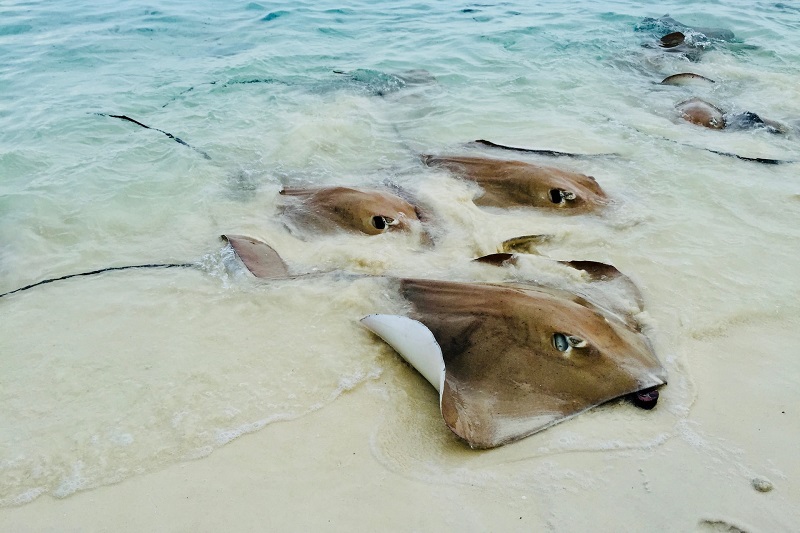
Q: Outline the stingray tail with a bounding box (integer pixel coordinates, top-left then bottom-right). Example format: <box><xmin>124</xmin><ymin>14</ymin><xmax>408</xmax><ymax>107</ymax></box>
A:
<box><xmin>0</xmin><ymin>263</ymin><xmax>194</xmax><ymax>299</ymax></box>
<box><xmin>96</xmin><ymin>113</ymin><xmax>212</xmax><ymax>160</ymax></box>
<box><xmin>469</xmin><ymin>139</ymin><xmax>618</xmax><ymax>158</ymax></box>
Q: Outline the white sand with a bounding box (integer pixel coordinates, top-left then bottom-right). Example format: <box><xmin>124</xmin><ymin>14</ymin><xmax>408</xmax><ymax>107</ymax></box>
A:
<box><xmin>1</xmin><ymin>316</ymin><xmax>798</xmax><ymax>532</ymax></box>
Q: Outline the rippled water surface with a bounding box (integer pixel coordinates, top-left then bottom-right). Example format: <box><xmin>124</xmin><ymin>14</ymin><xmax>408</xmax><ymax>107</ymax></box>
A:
<box><xmin>1</xmin><ymin>0</ymin><xmax>799</xmax><ymax>506</ymax></box>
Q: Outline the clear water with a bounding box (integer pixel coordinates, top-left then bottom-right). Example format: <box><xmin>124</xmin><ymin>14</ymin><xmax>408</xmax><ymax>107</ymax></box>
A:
<box><xmin>2</xmin><ymin>0</ymin><xmax>799</xmax><ymax>506</ymax></box>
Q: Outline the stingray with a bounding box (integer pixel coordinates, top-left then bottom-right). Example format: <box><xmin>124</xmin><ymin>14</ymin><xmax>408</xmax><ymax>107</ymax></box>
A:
<box><xmin>422</xmin><ymin>155</ymin><xmax>608</xmax><ymax>212</ymax></box>
<box><xmin>222</xmin><ymin>236</ymin><xmax>666</xmax><ymax>446</ymax></box>
<box><xmin>638</xmin><ymin>15</ymin><xmax>736</xmax><ymax>42</ymax></box>
<box><xmin>676</xmin><ymin>98</ymin><xmax>788</xmax><ymax>134</ymax></box>
<box><xmin>638</xmin><ymin>15</ymin><xmax>737</xmax><ymax>62</ymax></box>
<box><xmin>332</xmin><ymin>68</ymin><xmax>436</xmax><ymax>97</ymax></box>
<box><xmin>638</xmin><ymin>16</ymin><xmax>763</xmax><ymax>63</ymax></box>
<box><xmin>221</xmin><ymin>235</ymin><xmax>667</xmax><ymax>449</ymax></box>
<box><xmin>610</xmin><ymin>111</ymin><xmax>794</xmax><ymax>165</ymax></box>
<box><xmin>278</xmin><ymin>186</ymin><xmax>427</xmax><ymax>237</ymax></box>
<box><xmin>361</xmin><ymin>279</ymin><xmax>667</xmax><ymax>449</ymax></box>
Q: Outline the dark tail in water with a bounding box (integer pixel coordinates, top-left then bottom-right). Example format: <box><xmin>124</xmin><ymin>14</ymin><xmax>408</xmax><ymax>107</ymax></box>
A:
<box><xmin>97</xmin><ymin>113</ymin><xmax>212</xmax><ymax>160</ymax></box>
<box><xmin>0</xmin><ymin>263</ymin><xmax>194</xmax><ymax>299</ymax></box>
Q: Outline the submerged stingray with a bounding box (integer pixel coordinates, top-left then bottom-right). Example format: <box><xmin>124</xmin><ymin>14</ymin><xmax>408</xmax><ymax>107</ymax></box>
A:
<box><xmin>676</xmin><ymin>98</ymin><xmax>788</xmax><ymax>133</ymax></box>
<box><xmin>361</xmin><ymin>279</ymin><xmax>667</xmax><ymax>449</ymax></box>
<box><xmin>654</xmin><ymin>31</ymin><xmax>706</xmax><ymax>60</ymax></box>
<box><xmin>279</xmin><ymin>186</ymin><xmax>425</xmax><ymax>237</ymax></box>
<box><xmin>637</xmin><ymin>15</ymin><xmax>739</xmax><ymax>63</ymax></box>
<box><xmin>637</xmin><ymin>15</ymin><xmax>736</xmax><ymax>42</ymax></box>
<box><xmin>332</xmin><ymin>68</ymin><xmax>436</xmax><ymax>96</ymax></box>
<box><xmin>422</xmin><ymin>155</ymin><xmax>608</xmax><ymax>212</ymax></box>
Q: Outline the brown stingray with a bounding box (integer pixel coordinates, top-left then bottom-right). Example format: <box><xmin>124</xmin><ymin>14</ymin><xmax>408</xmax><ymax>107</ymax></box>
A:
<box><xmin>422</xmin><ymin>155</ymin><xmax>608</xmax><ymax>212</ymax></box>
<box><xmin>279</xmin><ymin>186</ymin><xmax>423</xmax><ymax>236</ymax></box>
<box><xmin>366</xmin><ymin>279</ymin><xmax>667</xmax><ymax>449</ymax></box>
<box><xmin>223</xmin><ymin>234</ymin><xmax>290</xmax><ymax>279</ymax></box>
<box><xmin>220</xmin><ymin>236</ymin><xmax>666</xmax><ymax>449</ymax></box>
<box><xmin>661</xmin><ymin>72</ymin><xmax>715</xmax><ymax>86</ymax></box>
<box><xmin>676</xmin><ymin>98</ymin><xmax>726</xmax><ymax>129</ymax></box>
<box><xmin>676</xmin><ymin>98</ymin><xmax>788</xmax><ymax>133</ymax></box>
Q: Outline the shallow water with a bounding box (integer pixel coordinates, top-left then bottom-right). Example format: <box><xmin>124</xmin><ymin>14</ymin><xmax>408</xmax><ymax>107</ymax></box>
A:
<box><xmin>1</xmin><ymin>0</ymin><xmax>799</xmax><ymax>506</ymax></box>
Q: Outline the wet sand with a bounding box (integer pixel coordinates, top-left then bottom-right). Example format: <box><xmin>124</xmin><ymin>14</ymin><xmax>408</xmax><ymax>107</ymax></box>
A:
<box><xmin>1</xmin><ymin>316</ymin><xmax>798</xmax><ymax>531</ymax></box>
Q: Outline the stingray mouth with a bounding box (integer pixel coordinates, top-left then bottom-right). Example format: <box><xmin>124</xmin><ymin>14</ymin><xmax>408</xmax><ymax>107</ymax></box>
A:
<box><xmin>370</xmin><ymin>215</ymin><xmax>400</xmax><ymax>231</ymax></box>
<box><xmin>630</xmin><ymin>387</ymin><xmax>660</xmax><ymax>410</ymax></box>
<box><xmin>549</xmin><ymin>188</ymin><xmax>577</xmax><ymax>205</ymax></box>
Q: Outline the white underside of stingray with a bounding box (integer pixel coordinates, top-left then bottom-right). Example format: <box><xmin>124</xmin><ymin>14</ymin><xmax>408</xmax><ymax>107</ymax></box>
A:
<box><xmin>360</xmin><ymin>315</ymin><xmax>445</xmax><ymax>397</ymax></box>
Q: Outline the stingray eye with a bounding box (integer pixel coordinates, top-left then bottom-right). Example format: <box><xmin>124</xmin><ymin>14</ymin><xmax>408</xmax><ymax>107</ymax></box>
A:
<box><xmin>549</xmin><ymin>189</ymin><xmax>577</xmax><ymax>204</ymax></box>
<box><xmin>553</xmin><ymin>333</ymin><xmax>570</xmax><ymax>352</ymax></box>
<box><xmin>370</xmin><ymin>215</ymin><xmax>399</xmax><ymax>231</ymax></box>
<box><xmin>554</xmin><ymin>333</ymin><xmax>587</xmax><ymax>353</ymax></box>
<box><xmin>371</xmin><ymin>215</ymin><xmax>387</xmax><ymax>230</ymax></box>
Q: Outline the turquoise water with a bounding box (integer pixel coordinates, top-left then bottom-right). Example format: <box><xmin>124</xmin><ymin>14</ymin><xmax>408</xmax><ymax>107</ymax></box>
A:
<box><xmin>2</xmin><ymin>0</ymin><xmax>799</xmax><ymax>506</ymax></box>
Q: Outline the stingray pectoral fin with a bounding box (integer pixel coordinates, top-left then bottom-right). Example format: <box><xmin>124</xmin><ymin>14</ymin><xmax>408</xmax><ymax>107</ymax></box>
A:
<box><xmin>221</xmin><ymin>234</ymin><xmax>290</xmax><ymax>279</ymax></box>
<box><xmin>660</xmin><ymin>72</ymin><xmax>715</xmax><ymax>86</ymax></box>
<box><xmin>360</xmin><ymin>314</ymin><xmax>445</xmax><ymax>395</ymax></box>
<box><xmin>474</xmin><ymin>253</ymin><xmax>517</xmax><ymax>266</ymax></box>
<box><xmin>500</xmin><ymin>234</ymin><xmax>553</xmax><ymax>254</ymax></box>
